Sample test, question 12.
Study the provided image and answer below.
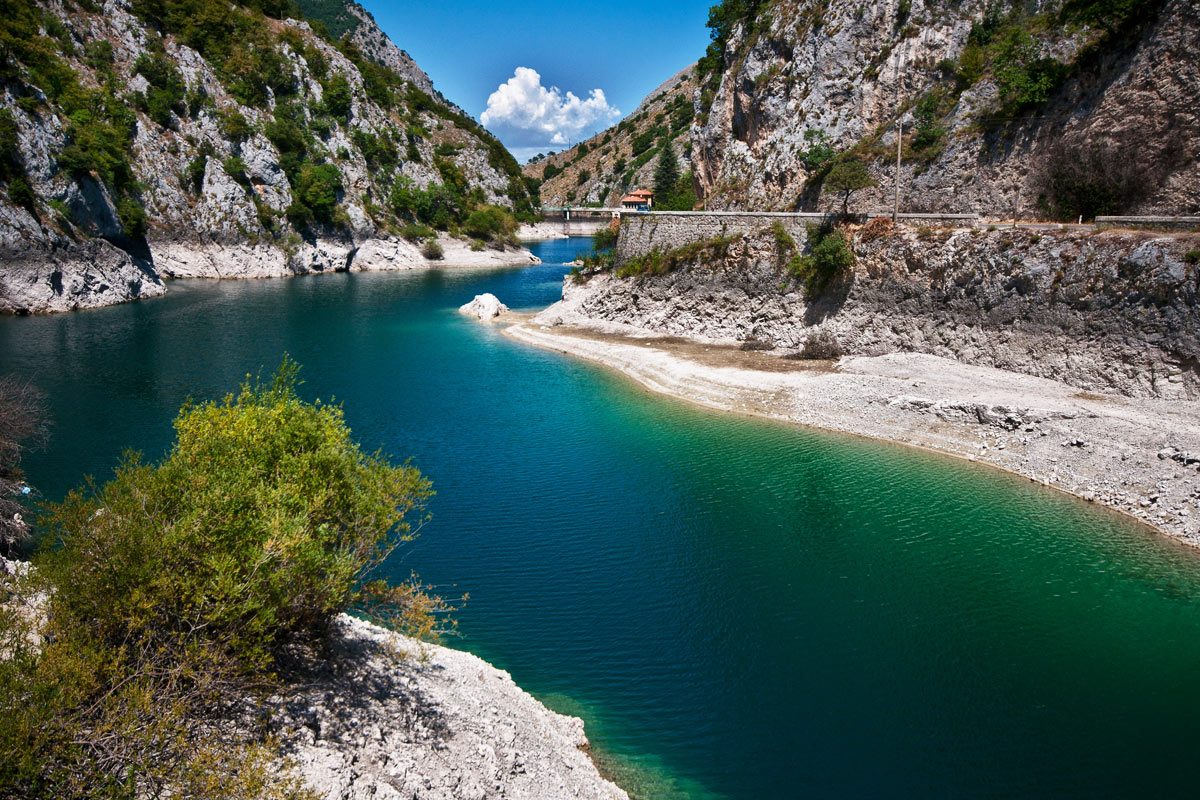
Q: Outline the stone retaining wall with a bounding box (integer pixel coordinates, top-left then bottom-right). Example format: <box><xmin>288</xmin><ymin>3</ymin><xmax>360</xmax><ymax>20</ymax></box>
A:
<box><xmin>615</xmin><ymin>212</ymin><xmax>827</xmax><ymax>261</ymax></box>
<box><xmin>615</xmin><ymin>211</ymin><xmax>978</xmax><ymax>261</ymax></box>
<box><xmin>1096</xmin><ymin>216</ymin><xmax>1200</xmax><ymax>232</ymax></box>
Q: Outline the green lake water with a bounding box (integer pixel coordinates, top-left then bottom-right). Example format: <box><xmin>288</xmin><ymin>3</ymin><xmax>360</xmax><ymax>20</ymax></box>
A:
<box><xmin>3</xmin><ymin>237</ymin><xmax>1200</xmax><ymax>798</ymax></box>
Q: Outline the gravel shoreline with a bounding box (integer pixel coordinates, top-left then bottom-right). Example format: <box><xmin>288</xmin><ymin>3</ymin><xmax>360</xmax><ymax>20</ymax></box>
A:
<box><xmin>506</xmin><ymin>319</ymin><xmax>1200</xmax><ymax>550</ymax></box>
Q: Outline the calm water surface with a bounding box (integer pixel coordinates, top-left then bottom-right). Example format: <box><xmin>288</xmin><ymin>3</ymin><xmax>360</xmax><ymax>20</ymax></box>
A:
<box><xmin>4</xmin><ymin>237</ymin><xmax>1200</xmax><ymax>798</ymax></box>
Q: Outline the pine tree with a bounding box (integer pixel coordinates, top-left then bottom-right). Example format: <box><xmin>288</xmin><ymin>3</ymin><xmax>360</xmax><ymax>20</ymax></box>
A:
<box><xmin>653</xmin><ymin>143</ymin><xmax>680</xmax><ymax>203</ymax></box>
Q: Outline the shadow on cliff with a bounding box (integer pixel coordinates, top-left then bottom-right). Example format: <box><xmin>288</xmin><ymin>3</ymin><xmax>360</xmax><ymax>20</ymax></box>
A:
<box><xmin>267</xmin><ymin>625</ymin><xmax>452</xmax><ymax>754</ymax></box>
<box><xmin>803</xmin><ymin>269</ymin><xmax>854</xmax><ymax>325</ymax></box>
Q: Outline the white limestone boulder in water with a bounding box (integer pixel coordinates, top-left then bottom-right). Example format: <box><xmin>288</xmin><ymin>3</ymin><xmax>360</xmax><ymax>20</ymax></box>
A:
<box><xmin>459</xmin><ymin>293</ymin><xmax>509</xmax><ymax>321</ymax></box>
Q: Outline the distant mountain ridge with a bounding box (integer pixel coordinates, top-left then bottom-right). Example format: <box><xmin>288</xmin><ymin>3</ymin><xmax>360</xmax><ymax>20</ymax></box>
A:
<box><xmin>525</xmin><ymin>63</ymin><xmax>698</xmax><ymax>208</ymax></box>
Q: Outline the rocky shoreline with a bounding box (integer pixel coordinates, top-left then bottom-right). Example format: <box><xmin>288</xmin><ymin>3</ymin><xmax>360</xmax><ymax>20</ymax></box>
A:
<box><xmin>0</xmin><ymin>556</ymin><xmax>627</xmax><ymax>800</ymax></box>
<box><xmin>273</xmin><ymin>614</ymin><xmax>628</xmax><ymax>800</ymax></box>
<box><xmin>506</xmin><ymin>317</ymin><xmax>1200</xmax><ymax>551</ymax></box>
<box><xmin>0</xmin><ymin>235</ymin><xmax>540</xmax><ymax>314</ymax></box>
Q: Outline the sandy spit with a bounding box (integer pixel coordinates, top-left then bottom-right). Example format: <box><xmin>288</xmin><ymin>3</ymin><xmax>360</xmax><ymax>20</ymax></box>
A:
<box><xmin>505</xmin><ymin>320</ymin><xmax>1200</xmax><ymax>550</ymax></box>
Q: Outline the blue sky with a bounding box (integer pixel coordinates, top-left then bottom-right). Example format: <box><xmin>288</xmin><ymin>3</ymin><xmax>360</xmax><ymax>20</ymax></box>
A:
<box><xmin>363</xmin><ymin>1</ymin><xmax>713</xmax><ymax>161</ymax></box>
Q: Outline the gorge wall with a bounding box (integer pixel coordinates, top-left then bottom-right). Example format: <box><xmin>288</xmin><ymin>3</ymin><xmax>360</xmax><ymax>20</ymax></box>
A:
<box><xmin>553</xmin><ymin>222</ymin><xmax>1200</xmax><ymax>399</ymax></box>
<box><xmin>0</xmin><ymin>0</ymin><xmax>537</xmax><ymax>313</ymax></box>
<box><xmin>538</xmin><ymin>0</ymin><xmax>1199</xmax><ymax>221</ymax></box>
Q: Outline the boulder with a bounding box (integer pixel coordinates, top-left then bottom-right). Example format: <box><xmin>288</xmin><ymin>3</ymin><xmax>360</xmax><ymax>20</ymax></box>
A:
<box><xmin>459</xmin><ymin>293</ymin><xmax>509</xmax><ymax>321</ymax></box>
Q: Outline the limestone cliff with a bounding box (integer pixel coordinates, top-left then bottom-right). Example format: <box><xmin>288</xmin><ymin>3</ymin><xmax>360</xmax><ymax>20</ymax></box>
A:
<box><xmin>546</xmin><ymin>220</ymin><xmax>1200</xmax><ymax>399</ymax></box>
<box><xmin>0</xmin><ymin>0</ymin><xmax>537</xmax><ymax>313</ymax></box>
<box><xmin>689</xmin><ymin>0</ymin><xmax>1198</xmax><ymax>217</ymax></box>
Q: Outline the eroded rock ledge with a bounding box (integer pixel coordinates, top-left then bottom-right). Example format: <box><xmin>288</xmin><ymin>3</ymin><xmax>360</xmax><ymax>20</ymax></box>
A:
<box><xmin>560</xmin><ymin>225</ymin><xmax>1200</xmax><ymax>399</ymax></box>
<box><xmin>273</xmin><ymin>615</ymin><xmax>627</xmax><ymax>800</ymax></box>
<box><xmin>0</xmin><ymin>235</ymin><xmax>540</xmax><ymax>314</ymax></box>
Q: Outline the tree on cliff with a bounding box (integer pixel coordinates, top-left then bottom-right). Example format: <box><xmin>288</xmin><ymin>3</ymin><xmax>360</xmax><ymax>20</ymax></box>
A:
<box><xmin>823</xmin><ymin>160</ymin><xmax>875</xmax><ymax>215</ymax></box>
<box><xmin>0</xmin><ymin>358</ymin><xmax>451</xmax><ymax>799</ymax></box>
<box><xmin>653</xmin><ymin>142</ymin><xmax>680</xmax><ymax>200</ymax></box>
<box><xmin>651</xmin><ymin>143</ymin><xmax>698</xmax><ymax>211</ymax></box>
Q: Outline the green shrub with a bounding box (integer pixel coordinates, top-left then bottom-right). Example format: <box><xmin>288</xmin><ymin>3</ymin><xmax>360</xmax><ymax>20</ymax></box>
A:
<box><xmin>800</xmin><ymin>129</ymin><xmax>836</xmax><ymax>173</ymax></box>
<box><xmin>133</xmin><ymin>52</ymin><xmax>186</xmax><ymax>127</ymax></box>
<box><xmin>352</xmin><ymin>130</ymin><xmax>398</xmax><ymax>169</ymax></box>
<box><xmin>822</xmin><ymin>160</ymin><xmax>874</xmax><ymax>215</ymax></box>
<box><xmin>84</xmin><ymin>40</ymin><xmax>113</xmax><ymax>71</ymax></box>
<box><xmin>1184</xmin><ymin>250</ymin><xmax>1200</xmax><ymax>266</ymax></box>
<box><xmin>790</xmin><ymin>224</ymin><xmax>854</xmax><ymax>296</ymax></box>
<box><xmin>116</xmin><ymin>195</ymin><xmax>148</xmax><ymax>238</ymax></box>
<box><xmin>216</xmin><ymin>107</ymin><xmax>253</xmax><ymax>143</ymax></box>
<box><xmin>323</xmin><ymin>73</ymin><xmax>352</xmax><ymax>121</ymax></box>
<box><xmin>462</xmin><ymin>205</ymin><xmax>517</xmax><ymax>242</ymax></box>
<box><xmin>616</xmin><ymin>233</ymin><xmax>740</xmax><ymax>279</ymax></box>
<box><xmin>994</xmin><ymin>29</ymin><xmax>1066</xmax><ymax>111</ymax></box>
<box><xmin>0</xmin><ymin>110</ymin><xmax>23</xmax><ymax>183</ymax></box>
<box><xmin>398</xmin><ymin>222</ymin><xmax>435</xmax><ymax>242</ymax></box>
<box><xmin>184</xmin><ymin>141</ymin><xmax>214</xmax><ymax>194</ymax></box>
<box><xmin>222</xmin><ymin>156</ymin><xmax>251</xmax><ymax>188</ymax></box>
<box><xmin>421</xmin><ymin>239</ymin><xmax>444</xmax><ymax>260</ymax></box>
<box><xmin>6</xmin><ymin>177</ymin><xmax>36</xmax><ymax>213</ymax></box>
<box><xmin>0</xmin><ymin>359</ymin><xmax>440</xmax><ymax>799</ymax></box>
<box><xmin>593</xmin><ymin>225</ymin><xmax>618</xmax><ymax>251</ymax></box>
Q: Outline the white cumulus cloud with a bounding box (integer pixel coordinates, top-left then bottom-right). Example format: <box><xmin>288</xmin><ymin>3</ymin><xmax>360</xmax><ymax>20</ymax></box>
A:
<box><xmin>481</xmin><ymin>67</ymin><xmax>620</xmax><ymax>156</ymax></box>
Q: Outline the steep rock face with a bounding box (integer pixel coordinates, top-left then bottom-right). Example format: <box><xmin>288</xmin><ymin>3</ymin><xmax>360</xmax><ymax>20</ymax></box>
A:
<box><xmin>526</xmin><ymin>64</ymin><xmax>698</xmax><ymax>207</ymax></box>
<box><xmin>690</xmin><ymin>0</ymin><xmax>1199</xmax><ymax>217</ymax></box>
<box><xmin>0</xmin><ymin>238</ymin><xmax>164</xmax><ymax>313</ymax></box>
<box><xmin>547</xmin><ymin>225</ymin><xmax>1200</xmax><ymax>398</ymax></box>
<box><xmin>0</xmin><ymin>0</ymin><xmax>535</xmax><ymax>312</ymax></box>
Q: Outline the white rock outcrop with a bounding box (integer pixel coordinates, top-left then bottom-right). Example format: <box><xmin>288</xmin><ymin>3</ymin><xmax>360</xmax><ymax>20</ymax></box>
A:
<box><xmin>459</xmin><ymin>293</ymin><xmax>509</xmax><ymax>321</ymax></box>
<box><xmin>274</xmin><ymin>615</ymin><xmax>628</xmax><ymax>800</ymax></box>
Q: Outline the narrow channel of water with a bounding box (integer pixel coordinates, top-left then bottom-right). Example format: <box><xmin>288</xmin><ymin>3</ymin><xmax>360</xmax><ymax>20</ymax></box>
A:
<box><xmin>3</xmin><ymin>237</ymin><xmax>1200</xmax><ymax>798</ymax></box>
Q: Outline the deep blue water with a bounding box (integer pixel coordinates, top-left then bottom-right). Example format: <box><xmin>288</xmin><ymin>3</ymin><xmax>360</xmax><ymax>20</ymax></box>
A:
<box><xmin>4</xmin><ymin>237</ymin><xmax>1200</xmax><ymax>798</ymax></box>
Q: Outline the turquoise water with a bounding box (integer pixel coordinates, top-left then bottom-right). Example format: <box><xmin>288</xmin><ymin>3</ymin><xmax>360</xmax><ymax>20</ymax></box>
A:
<box><xmin>4</xmin><ymin>237</ymin><xmax>1200</xmax><ymax>798</ymax></box>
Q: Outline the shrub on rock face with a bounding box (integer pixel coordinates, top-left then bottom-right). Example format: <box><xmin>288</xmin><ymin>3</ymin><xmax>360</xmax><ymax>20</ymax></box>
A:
<box><xmin>790</xmin><ymin>224</ymin><xmax>855</xmax><ymax>297</ymax></box>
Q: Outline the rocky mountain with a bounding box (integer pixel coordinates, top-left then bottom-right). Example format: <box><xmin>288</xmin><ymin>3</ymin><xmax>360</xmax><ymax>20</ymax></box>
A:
<box><xmin>0</xmin><ymin>0</ymin><xmax>539</xmax><ymax>313</ymax></box>
<box><xmin>532</xmin><ymin>0</ymin><xmax>1197</xmax><ymax>219</ymax></box>
<box><xmin>525</xmin><ymin>64</ymin><xmax>698</xmax><ymax>207</ymax></box>
<box><xmin>689</xmin><ymin>0</ymin><xmax>1198</xmax><ymax>217</ymax></box>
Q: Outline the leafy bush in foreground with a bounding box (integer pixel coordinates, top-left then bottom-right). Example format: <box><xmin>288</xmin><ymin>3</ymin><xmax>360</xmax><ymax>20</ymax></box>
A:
<box><xmin>0</xmin><ymin>359</ymin><xmax>442</xmax><ymax>799</ymax></box>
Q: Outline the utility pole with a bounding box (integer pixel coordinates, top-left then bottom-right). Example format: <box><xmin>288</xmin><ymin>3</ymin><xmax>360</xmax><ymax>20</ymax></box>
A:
<box><xmin>893</xmin><ymin>119</ymin><xmax>902</xmax><ymax>223</ymax></box>
<box><xmin>892</xmin><ymin>43</ymin><xmax>904</xmax><ymax>224</ymax></box>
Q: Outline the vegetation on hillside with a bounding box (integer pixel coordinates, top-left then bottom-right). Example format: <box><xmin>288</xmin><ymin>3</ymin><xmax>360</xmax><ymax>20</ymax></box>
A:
<box><xmin>528</xmin><ymin>68</ymin><xmax>696</xmax><ymax>208</ymax></box>
<box><xmin>615</xmin><ymin>233</ymin><xmax>741</xmax><ymax>279</ymax></box>
<box><xmin>0</xmin><ymin>0</ymin><xmax>537</xmax><ymax>247</ymax></box>
<box><xmin>0</xmin><ymin>360</ymin><xmax>452</xmax><ymax>799</ymax></box>
<box><xmin>771</xmin><ymin>220</ymin><xmax>854</xmax><ymax>297</ymax></box>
